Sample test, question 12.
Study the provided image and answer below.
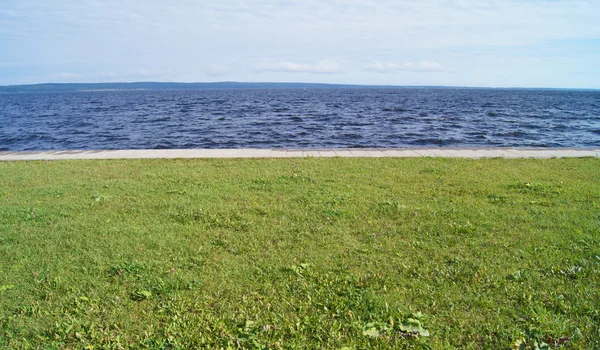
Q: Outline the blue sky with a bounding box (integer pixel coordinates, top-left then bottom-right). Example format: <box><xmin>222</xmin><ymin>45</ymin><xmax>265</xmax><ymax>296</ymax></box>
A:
<box><xmin>1</xmin><ymin>0</ymin><xmax>599</xmax><ymax>88</ymax></box>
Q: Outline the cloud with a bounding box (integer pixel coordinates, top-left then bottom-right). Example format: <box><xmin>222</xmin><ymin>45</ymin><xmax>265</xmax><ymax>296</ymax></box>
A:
<box><xmin>97</xmin><ymin>69</ymin><xmax>171</xmax><ymax>82</ymax></box>
<box><xmin>364</xmin><ymin>60</ymin><xmax>444</xmax><ymax>73</ymax></box>
<box><xmin>47</xmin><ymin>72</ymin><xmax>85</xmax><ymax>82</ymax></box>
<box><xmin>206</xmin><ymin>64</ymin><xmax>230</xmax><ymax>77</ymax></box>
<box><xmin>254</xmin><ymin>60</ymin><xmax>342</xmax><ymax>74</ymax></box>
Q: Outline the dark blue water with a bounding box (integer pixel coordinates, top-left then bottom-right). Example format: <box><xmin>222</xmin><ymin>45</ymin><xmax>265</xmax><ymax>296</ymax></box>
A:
<box><xmin>1</xmin><ymin>88</ymin><xmax>599</xmax><ymax>150</ymax></box>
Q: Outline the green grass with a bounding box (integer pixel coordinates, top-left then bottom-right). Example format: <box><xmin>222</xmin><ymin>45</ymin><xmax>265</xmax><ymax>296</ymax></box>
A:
<box><xmin>0</xmin><ymin>157</ymin><xmax>599</xmax><ymax>349</ymax></box>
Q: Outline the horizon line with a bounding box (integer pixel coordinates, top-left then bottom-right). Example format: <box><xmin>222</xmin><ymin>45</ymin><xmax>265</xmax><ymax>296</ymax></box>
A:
<box><xmin>1</xmin><ymin>81</ymin><xmax>599</xmax><ymax>91</ymax></box>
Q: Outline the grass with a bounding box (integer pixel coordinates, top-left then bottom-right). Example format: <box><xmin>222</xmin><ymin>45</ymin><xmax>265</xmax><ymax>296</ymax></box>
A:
<box><xmin>0</xmin><ymin>157</ymin><xmax>599</xmax><ymax>349</ymax></box>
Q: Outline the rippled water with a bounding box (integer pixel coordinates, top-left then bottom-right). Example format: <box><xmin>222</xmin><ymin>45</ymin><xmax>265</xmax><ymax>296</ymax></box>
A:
<box><xmin>0</xmin><ymin>88</ymin><xmax>598</xmax><ymax>150</ymax></box>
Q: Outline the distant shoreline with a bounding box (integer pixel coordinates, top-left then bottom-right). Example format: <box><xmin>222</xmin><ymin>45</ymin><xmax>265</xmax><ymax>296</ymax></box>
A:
<box><xmin>1</xmin><ymin>82</ymin><xmax>599</xmax><ymax>93</ymax></box>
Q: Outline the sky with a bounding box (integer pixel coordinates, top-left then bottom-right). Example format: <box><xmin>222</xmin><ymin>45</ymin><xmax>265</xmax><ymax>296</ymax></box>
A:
<box><xmin>1</xmin><ymin>0</ymin><xmax>599</xmax><ymax>88</ymax></box>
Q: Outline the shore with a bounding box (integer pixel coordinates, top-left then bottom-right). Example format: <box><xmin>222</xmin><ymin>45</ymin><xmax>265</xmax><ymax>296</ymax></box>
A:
<box><xmin>0</xmin><ymin>147</ymin><xmax>599</xmax><ymax>161</ymax></box>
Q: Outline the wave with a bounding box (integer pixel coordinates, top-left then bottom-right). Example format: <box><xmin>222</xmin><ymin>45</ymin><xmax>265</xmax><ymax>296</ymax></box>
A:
<box><xmin>1</xmin><ymin>88</ymin><xmax>597</xmax><ymax>150</ymax></box>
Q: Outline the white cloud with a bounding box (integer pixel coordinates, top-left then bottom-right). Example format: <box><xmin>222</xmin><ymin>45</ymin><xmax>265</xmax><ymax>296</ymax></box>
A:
<box><xmin>47</xmin><ymin>72</ymin><xmax>85</xmax><ymax>82</ymax></box>
<box><xmin>254</xmin><ymin>60</ymin><xmax>343</xmax><ymax>74</ymax></box>
<box><xmin>205</xmin><ymin>64</ymin><xmax>230</xmax><ymax>77</ymax></box>
<box><xmin>98</xmin><ymin>69</ymin><xmax>169</xmax><ymax>82</ymax></box>
<box><xmin>364</xmin><ymin>60</ymin><xmax>444</xmax><ymax>73</ymax></box>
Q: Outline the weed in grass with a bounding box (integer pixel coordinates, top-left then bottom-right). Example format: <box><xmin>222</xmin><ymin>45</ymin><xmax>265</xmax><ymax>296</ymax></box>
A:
<box><xmin>108</xmin><ymin>261</ymin><xmax>147</xmax><ymax>277</ymax></box>
<box><xmin>511</xmin><ymin>181</ymin><xmax>563</xmax><ymax>197</ymax></box>
<box><xmin>0</xmin><ymin>285</ymin><xmax>15</xmax><ymax>293</ymax></box>
<box><xmin>131</xmin><ymin>290</ymin><xmax>152</xmax><ymax>301</ymax></box>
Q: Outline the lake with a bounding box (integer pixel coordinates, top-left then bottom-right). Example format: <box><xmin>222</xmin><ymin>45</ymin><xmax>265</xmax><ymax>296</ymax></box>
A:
<box><xmin>1</xmin><ymin>88</ymin><xmax>599</xmax><ymax>150</ymax></box>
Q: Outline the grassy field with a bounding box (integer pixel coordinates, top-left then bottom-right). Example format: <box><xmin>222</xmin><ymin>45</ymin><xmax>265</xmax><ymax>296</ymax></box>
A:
<box><xmin>0</xmin><ymin>157</ymin><xmax>599</xmax><ymax>349</ymax></box>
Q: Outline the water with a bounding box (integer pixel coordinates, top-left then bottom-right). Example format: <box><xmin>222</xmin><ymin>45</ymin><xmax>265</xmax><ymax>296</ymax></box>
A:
<box><xmin>1</xmin><ymin>88</ymin><xmax>598</xmax><ymax>151</ymax></box>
